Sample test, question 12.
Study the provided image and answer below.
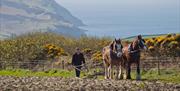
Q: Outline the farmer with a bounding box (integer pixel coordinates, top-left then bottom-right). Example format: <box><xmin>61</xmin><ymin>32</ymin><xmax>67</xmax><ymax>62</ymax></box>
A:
<box><xmin>72</xmin><ymin>47</ymin><xmax>85</xmax><ymax>77</ymax></box>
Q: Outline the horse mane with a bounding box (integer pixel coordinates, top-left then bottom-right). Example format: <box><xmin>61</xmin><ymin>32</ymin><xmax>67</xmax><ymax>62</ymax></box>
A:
<box><xmin>109</xmin><ymin>41</ymin><xmax>115</xmax><ymax>51</ymax></box>
<box><xmin>109</xmin><ymin>39</ymin><xmax>123</xmax><ymax>51</ymax></box>
<box><xmin>131</xmin><ymin>38</ymin><xmax>139</xmax><ymax>50</ymax></box>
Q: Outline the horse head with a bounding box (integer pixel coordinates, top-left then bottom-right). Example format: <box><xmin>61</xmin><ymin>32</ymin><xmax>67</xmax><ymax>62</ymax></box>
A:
<box><xmin>133</xmin><ymin>35</ymin><xmax>147</xmax><ymax>50</ymax></box>
<box><xmin>113</xmin><ymin>38</ymin><xmax>123</xmax><ymax>57</ymax></box>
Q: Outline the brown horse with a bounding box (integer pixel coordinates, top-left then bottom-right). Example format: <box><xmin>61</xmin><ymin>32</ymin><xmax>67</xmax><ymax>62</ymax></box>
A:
<box><xmin>102</xmin><ymin>38</ymin><xmax>124</xmax><ymax>79</ymax></box>
<box><xmin>123</xmin><ymin>35</ymin><xmax>147</xmax><ymax>80</ymax></box>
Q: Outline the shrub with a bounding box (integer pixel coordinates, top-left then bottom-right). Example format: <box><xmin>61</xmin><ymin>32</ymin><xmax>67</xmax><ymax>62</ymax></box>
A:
<box><xmin>43</xmin><ymin>44</ymin><xmax>67</xmax><ymax>59</ymax></box>
<box><xmin>0</xmin><ymin>32</ymin><xmax>111</xmax><ymax>68</ymax></box>
<box><xmin>168</xmin><ymin>41</ymin><xmax>178</xmax><ymax>49</ymax></box>
<box><xmin>91</xmin><ymin>51</ymin><xmax>102</xmax><ymax>62</ymax></box>
<box><xmin>145</xmin><ymin>34</ymin><xmax>180</xmax><ymax>57</ymax></box>
<box><xmin>174</xmin><ymin>34</ymin><xmax>180</xmax><ymax>43</ymax></box>
<box><xmin>145</xmin><ymin>39</ymin><xmax>155</xmax><ymax>47</ymax></box>
<box><xmin>83</xmin><ymin>48</ymin><xmax>92</xmax><ymax>54</ymax></box>
<box><xmin>148</xmin><ymin>46</ymin><xmax>155</xmax><ymax>52</ymax></box>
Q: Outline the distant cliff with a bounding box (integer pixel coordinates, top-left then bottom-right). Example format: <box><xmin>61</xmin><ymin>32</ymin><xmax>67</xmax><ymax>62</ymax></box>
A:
<box><xmin>0</xmin><ymin>0</ymin><xmax>86</xmax><ymax>38</ymax></box>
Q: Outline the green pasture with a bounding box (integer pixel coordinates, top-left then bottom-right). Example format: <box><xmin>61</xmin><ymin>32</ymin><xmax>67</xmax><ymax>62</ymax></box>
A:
<box><xmin>0</xmin><ymin>68</ymin><xmax>180</xmax><ymax>83</ymax></box>
<box><xmin>0</xmin><ymin>69</ymin><xmax>76</xmax><ymax>78</ymax></box>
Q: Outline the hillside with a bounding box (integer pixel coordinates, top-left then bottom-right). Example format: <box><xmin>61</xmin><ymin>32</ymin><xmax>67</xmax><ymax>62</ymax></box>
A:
<box><xmin>0</xmin><ymin>32</ymin><xmax>180</xmax><ymax>90</ymax></box>
<box><xmin>122</xmin><ymin>33</ymin><xmax>179</xmax><ymax>41</ymax></box>
<box><xmin>0</xmin><ymin>0</ymin><xmax>86</xmax><ymax>38</ymax></box>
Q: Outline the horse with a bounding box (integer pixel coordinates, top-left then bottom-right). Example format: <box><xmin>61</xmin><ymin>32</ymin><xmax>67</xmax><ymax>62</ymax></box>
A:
<box><xmin>102</xmin><ymin>38</ymin><xmax>124</xmax><ymax>79</ymax></box>
<box><xmin>123</xmin><ymin>35</ymin><xmax>147</xmax><ymax>80</ymax></box>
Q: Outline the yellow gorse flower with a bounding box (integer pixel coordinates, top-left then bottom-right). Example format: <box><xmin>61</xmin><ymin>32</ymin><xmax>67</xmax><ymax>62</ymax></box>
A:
<box><xmin>43</xmin><ymin>44</ymin><xmax>66</xmax><ymax>58</ymax></box>
<box><xmin>92</xmin><ymin>51</ymin><xmax>102</xmax><ymax>62</ymax></box>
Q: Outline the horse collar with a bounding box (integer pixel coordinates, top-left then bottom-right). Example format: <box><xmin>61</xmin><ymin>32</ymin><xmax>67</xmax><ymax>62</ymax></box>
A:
<box><xmin>128</xmin><ymin>43</ymin><xmax>140</xmax><ymax>54</ymax></box>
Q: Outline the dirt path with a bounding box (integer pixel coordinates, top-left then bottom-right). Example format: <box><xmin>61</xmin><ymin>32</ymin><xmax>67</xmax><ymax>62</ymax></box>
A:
<box><xmin>0</xmin><ymin>76</ymin><xmax>179</xmax><ymax>91</ymax></box>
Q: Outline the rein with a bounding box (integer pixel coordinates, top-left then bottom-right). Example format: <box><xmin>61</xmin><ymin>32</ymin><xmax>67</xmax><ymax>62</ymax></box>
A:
<box><xmin>128</xmin><ymin>42</ymin><xmax>141</xmax><ymax>54</ymax></box>
<box><xmin>72</xmin><ymin>64</ymin><xmax>89</xmax><ymax>72</ymax></box>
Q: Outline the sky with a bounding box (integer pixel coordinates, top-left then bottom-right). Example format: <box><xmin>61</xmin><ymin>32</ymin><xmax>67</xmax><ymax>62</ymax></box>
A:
<box><xmin>55</xmin><ymin>0</ymin><xmax>180</xmax><ymax>37</ymax></box>
<box><xmin>55</xmin><ymin>0</ymin><xmax>180</xmax><ymax>20</ymax></box>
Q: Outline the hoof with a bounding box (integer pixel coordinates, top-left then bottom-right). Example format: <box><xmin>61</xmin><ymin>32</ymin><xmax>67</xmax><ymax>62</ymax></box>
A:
<box><xmin>136</xmin><ymin>75</ymin><xmax>141</xmax><ymax>81</ymax></box>
<box><xmin>136</xmin><ymin>78</ymin><xmax>141</xmax><ymax>81</ymax></box>
<box><xmin>105</xmin><ymin>76</ymin><xmax>110</xmax><ymax>79</ymax></box>
<box><xmin>115</xmin><ymin>77</ymin><xmax>121</xmax><ymax>80</ymax></box>
<box><xmin>117</xmin><ymin>78</ymin><xmax>123</xmax><ymax>80</ymax></box>
<box><xmin>126</xmin><ymin>77</ymin><xmax>131</xmax><ymax>80</ymax></box>
<box><xmin>120</xmin><ymin>75</ymin><xmax>123</xmax><ymax>80</ymax></box>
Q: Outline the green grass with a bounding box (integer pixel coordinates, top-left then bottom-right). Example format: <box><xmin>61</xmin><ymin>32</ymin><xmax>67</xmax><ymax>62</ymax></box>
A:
<box><xmin>123</xmin><ymin>33</ymin><xmax>180</xmax><ymax>41</ymax></box>
<box><xmin>0</xmin><ymin>69</ymin><xmax>75</xmax><ymax>78</ymax></box>
<box><xmin>0</xmin><ymin>68</ymin><xmax>180</xmax><ymax>83</ymax></box>
<box><xmin>131</xmin><ymin>68</ymin><xmax>180</xmax><ymax>83</ymax></box>
<box><xmin>122</xmin><ymin>34</ymin><xmax>168</xmax><ymax>41</ymax></box>
<box><xmin>0</xmin><ymin>68</ymin><xmax>89</xmax><ymax>78</ymax></box>
<box><xmin>96</xmin><ymin>68</ymin><xmax>180</xmax><ymax>83</ymax></box>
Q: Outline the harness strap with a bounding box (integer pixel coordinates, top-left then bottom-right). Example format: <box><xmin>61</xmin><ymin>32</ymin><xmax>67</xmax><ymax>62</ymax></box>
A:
<box><xmin>128</xmin><ymin>44</ymin><xmax>140</xmax><ymax>54</ymax></box>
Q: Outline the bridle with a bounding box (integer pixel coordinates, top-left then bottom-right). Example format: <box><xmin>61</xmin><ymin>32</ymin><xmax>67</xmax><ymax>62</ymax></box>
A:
<box><xmin>130</xmin><ymin>39</ymin><xmax>146</xmax><ymax>53</ymax></box>
<box><xmin>114</xmin><ymin>41</ymin><xmax>123</xmax><ymax>57</ymax></box>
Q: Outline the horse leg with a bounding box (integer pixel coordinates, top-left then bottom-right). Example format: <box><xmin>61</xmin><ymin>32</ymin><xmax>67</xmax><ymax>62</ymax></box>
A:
<box><xmin>108</xmin><ymin>65</ymin><xmax>111</xmax><ymax>79</ymax></box>
<box><xmin>108</xmin><ymin>65</ymin><xmax>113</xmax><ymax>79</ymax></box>
<box><xmin>126</xmin><ymin>63</ymin><xmax>131</xmax><ymax>79</ymax></box>
<box><xmin>111</xmin><ymin>65</ymin><xmax>114</xmax><ymax>79</ymax></box>
<box><xmin>136</xmin><ymin>60</ymin><xmax>141</xmax><ymax>80</ymax></box>
<box><xmin>103</xmin><ymin>59</ymin><xmax>108</xmax><ymax>79</ymax></box>
<box><xmin>123</xmin><ymin>62</ymin><xmax>127</xmax><ymax>79</ymax></box>
<box><xmin>119</xmin><ymin>64</ymin><xmax>123</xmax><ymax>79</ymax></box>
<box><xmin>116</xmin><ymin>65</ymin><xmax>119</xmax><ymax>80</ymax></box>
<box><xmin>104</xmin><ymin>65</ymin><xmax>107</xmax><ymax>79</ymax></box>
<box><xmin>105</xmin><ymin>66</ymin><xmax>108</xmax><ymax>79</ymax></box>
<box><xmin>123</xmin><ymin>66</ymin><xmax>127</xmax><ymax>79</ymax></box>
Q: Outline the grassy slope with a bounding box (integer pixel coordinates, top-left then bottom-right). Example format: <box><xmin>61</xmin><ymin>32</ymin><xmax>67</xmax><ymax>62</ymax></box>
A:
<box><xmin>138</xmin><ymin>68</ymin><xmax>180</xmax><ymax>83</ymax></box>
<box><xmin>0</xmin><ymin>69</ymin><xmax>75</xmax><ymax>78</ymax></box>
<box><xmin>97</xmin><ymin>69</ymin><xmax>180</xmax><ymax>83</ymax></box>
<box><xmin>0</xmin><ymin>68</ymin><xmax>180</xmax><ymax>83</ymax></box>
<box><xmin>122</xmin><ymin>34</ymin><xmax>166</xmax><ymax>41</ymax></box>
<box><xmin>122</xmin><ymin>33</ymin><xmax>180</xmax><ymax>41</ymax></box>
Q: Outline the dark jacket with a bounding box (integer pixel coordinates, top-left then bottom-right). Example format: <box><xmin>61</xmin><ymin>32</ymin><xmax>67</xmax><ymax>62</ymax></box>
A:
<box><xmin>72</xmin><ymin>53</ymin><xmax>85</xmax><ymax>66</ymax></box>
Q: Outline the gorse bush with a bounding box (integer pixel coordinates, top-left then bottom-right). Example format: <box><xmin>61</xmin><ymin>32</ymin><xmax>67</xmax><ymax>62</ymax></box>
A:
<box><xmin>43</xmin><ymin>44</ymin><xmax>67</xmax><ymax>58</ymax></box>
<box><xmin>145</xmin><ymin>34</ymin><xmax>180</xmax><ymax>57</ymax></box>
<box><xmin>0</xmin><ymin>32</ymin><xmax>179</xmax><ymax>69</ymax></box>
<box><xmin>0</xmin><ymin>32</ymin><xmax>111</xmax><ymax>68</ymax></box>
<box><xmin>91</xmin><ymin>51</ymin><xmax>102</xmax><ymax>62</ymax></box>
<box><xmin>82</xmin><ymin>48</ymin><xmax>92</xmax><ymax>55</ymax></box>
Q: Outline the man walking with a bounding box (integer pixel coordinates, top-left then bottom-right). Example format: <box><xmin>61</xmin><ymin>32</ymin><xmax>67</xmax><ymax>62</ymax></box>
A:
<box><xmin>72</xmin><ymin>48</ymin><xmax>85</xmax><ymax>77</ymax></box>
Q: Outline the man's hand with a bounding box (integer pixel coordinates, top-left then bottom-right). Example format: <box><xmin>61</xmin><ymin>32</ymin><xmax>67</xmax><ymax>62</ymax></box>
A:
<box><xmin>83</xmin><ymin>63</ymin><xmax>86</xmax><ymax>66</ymax></box>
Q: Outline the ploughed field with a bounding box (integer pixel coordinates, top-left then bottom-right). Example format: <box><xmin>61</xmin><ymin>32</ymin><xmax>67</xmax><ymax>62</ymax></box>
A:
<box><xmin>0</xmin><ymin>76</ymin><xmax>180</xmax><ymax>91</ymax></box>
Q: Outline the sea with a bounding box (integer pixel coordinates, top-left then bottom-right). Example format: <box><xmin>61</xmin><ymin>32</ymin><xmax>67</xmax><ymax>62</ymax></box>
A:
<box><xmin>80</xmin><ymin>16</ymin><xmax>180</xmax><ymax>38</ymax></box>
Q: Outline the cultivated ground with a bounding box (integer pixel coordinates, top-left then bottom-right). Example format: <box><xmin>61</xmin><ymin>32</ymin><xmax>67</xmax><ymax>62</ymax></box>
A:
<box><xmin>0</xmin><ymin>76</ymin><xmax>180</xmax><ymax>91</ymax></box>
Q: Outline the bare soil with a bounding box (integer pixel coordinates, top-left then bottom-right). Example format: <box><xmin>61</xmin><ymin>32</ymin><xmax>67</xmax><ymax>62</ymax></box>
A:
<box><xmin>0</xmin><ymin>76</ymin><xmax>180</xmax><ymax>91</ymax></box>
